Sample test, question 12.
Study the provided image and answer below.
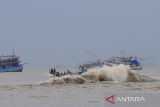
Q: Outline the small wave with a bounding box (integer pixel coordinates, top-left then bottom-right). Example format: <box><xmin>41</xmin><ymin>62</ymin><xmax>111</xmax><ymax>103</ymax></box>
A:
<box><xmin>39</xmin><ymin>64</ymin><xmax>160</xmax><ymax>85</ymax></box>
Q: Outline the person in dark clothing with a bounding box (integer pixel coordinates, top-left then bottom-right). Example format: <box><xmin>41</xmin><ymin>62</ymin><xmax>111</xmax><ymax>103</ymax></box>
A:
<box><xmin>49</xmin><ymin>68</ymin><xmax>54</xmax><ymax>74</ymax></box>
<box><xmin>55</xmin><ymin>71</ymin><xmax>60</xmax><ymax>77</ymax></box>
<box><xmin>49</xmin><ymin>68</ymin><xmax>57</xmax><ymax>75</ymax></box>
<box><xmin>53</xmin><ymin>68</ymin><xmax>56</xmax><ymax>75</ymax></box>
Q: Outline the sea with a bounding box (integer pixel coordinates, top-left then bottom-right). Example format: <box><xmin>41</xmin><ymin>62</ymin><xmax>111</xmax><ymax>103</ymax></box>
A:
<box><xmin>0</xmin><ymin>64</ymin><xmax>160</xmax><ymax>107</ymax></box>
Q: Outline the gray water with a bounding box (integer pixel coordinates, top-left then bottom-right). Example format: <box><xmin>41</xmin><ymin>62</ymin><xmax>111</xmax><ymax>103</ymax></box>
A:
<box><xmin>0</xmin><ymin>64</ymin><xmax>160</xmax><ymax>107</ymax></box>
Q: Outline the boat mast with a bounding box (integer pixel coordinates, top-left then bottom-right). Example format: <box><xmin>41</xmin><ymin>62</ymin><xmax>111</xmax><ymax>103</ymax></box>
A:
<box><xmin>13</xmin><ymin>49</ymin><xmax>15</xmax><ymax>56</ymax></box>
<box><xmin>120</xmin><ymin>49</ymin><xmax>125</xmax><ymax>61</ymax></box>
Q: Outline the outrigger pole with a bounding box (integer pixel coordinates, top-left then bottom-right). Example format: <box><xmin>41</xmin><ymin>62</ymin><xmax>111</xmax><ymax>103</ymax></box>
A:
<box><xmin>142</xmin><ymin>54</ymin><xmax>158</xmax><ymax>61</ymax></box>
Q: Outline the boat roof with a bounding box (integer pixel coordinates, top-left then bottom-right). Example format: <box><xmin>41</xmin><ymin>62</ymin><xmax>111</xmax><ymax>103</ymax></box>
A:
<box><xmin>0</xmin><ymin>55</ymin><xmax>18</xmax><ymax>58</ymax></box>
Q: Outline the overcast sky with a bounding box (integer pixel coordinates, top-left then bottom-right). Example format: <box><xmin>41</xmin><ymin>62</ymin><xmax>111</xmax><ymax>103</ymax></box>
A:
<box><xmin>0</xmin><ymin>0</ymin><xmax>160</xmax><ymax>68</ymax></box>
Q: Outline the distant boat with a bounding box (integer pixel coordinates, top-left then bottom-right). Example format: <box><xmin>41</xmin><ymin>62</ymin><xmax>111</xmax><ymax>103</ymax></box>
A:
<box><xmin>0</xmin><ymin>53</ymin><xmax>23</xmax><ymax>72</ymax></box>
<box><xmin>104</xmin><ymin>56</ymin><xmax>143</xmax><ymax>70</ymax></box>
<box><xmin>78</xmin><ymin>56</ymin><xmax>143</xmax><ymax>73</ymax></box>
<box><xmin>80</xmin><ymin>50</ymin><xmax>143</xmax><ymax>72</ymax></box>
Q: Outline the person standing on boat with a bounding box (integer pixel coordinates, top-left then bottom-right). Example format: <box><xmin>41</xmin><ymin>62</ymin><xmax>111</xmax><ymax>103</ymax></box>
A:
<box><xmin>50</xmin><ymin>68</ymin><xmax>54</xmax><ymax>74</ymax></box>
<box><xmin>50</xmin><ymin>68</ymin><xmax>56</xmax><ymax>75</ymax></box>
<box><xmin>53</xmin><ymin>68</ymin><xmax>56</xmax><ymax>75</ymax></box>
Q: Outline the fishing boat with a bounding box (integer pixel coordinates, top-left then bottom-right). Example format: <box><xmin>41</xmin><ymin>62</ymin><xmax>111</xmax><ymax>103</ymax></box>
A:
<box><xmin>105</xmin><ymin>56</ymin><xmax>143</xmax><ymax>70</ymax></box>
<box><xmin>78</xmin><ymin>56</ymin><xmax>143</xmax><ymax>73</ymax></box>
<box><xmin>0</xmin><ymin>53</ymin><xmax>23</xmax><ymax>72</ymax></box>
<box><xmin>79</xmin><ymin>50</ymin><xmax>143</xmax><ymax>71</ymax></box>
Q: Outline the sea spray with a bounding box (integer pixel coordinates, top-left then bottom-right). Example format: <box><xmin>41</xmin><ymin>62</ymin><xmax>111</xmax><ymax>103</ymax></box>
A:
<box><xmin>39</xmin><ymin>64</ymin><xmax>160</xmax><ymax>85</ymax></box>
<box><xmin>82</xmin><ymin>64</ymin><xmax>129</xmax><ymax>82</ymax></box>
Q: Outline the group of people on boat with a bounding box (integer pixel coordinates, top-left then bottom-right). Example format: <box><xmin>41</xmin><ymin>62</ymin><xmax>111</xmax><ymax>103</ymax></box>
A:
<box><xmin>49</xmin><ymin>68</ymin><xmax>72</xmax><ymax>77</ymax></box>
<box><xmin>0</xmin><ymin>55</ymin><xmax>20</xmax><ymax>69</ymax></box>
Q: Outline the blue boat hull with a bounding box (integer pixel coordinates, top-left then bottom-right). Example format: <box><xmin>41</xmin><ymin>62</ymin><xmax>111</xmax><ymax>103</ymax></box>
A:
<box><xmin>0</xmin><ymin>65</ymin><xmax>23</xmax><ymax>72</ymax></box>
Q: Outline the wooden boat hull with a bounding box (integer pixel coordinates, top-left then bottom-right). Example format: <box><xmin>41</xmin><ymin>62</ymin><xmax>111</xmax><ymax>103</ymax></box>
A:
<box><xmin>0</xmin><ymin>65</ymin><xmax>23</xmax><ymax>72</ymax></box>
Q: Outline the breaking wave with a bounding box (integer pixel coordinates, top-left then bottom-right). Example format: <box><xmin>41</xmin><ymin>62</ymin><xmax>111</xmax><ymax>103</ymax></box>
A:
<box><xmin>39</xmin><ymin>64</ymin><xmax>160</xmax><ymax>85</ymax></box>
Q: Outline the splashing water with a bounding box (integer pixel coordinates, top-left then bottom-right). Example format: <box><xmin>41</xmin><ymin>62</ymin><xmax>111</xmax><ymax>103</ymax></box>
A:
<box><xmin>39</xmin><ymin>64</ymin><xmax>160</xmax><ymax>85</ymax></box>
<box><xmin>82</xmin><ymin>64</ymin><xmax>129</xmax><ymax>82</ymax></box>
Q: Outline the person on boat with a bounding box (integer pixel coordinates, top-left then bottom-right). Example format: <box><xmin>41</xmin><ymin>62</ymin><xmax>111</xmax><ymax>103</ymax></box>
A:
<box><xmin>55</xmin><ymin>71</ymin><xmax>60</xmax><ymax>77</ymax></box>
<box><xmin>53</xmin><ymin>68</ymin><xmax>56</xmax><ymax>75</ymax></box>
<box><xmin>49</xmin><ymin>68</ymin><xmax>54</xmax><ymax>74</ymax></box>
<box><xmin>49</xmin><ymin>68</ymin><xmax>57</xmax><ymax>75</ymax></box>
